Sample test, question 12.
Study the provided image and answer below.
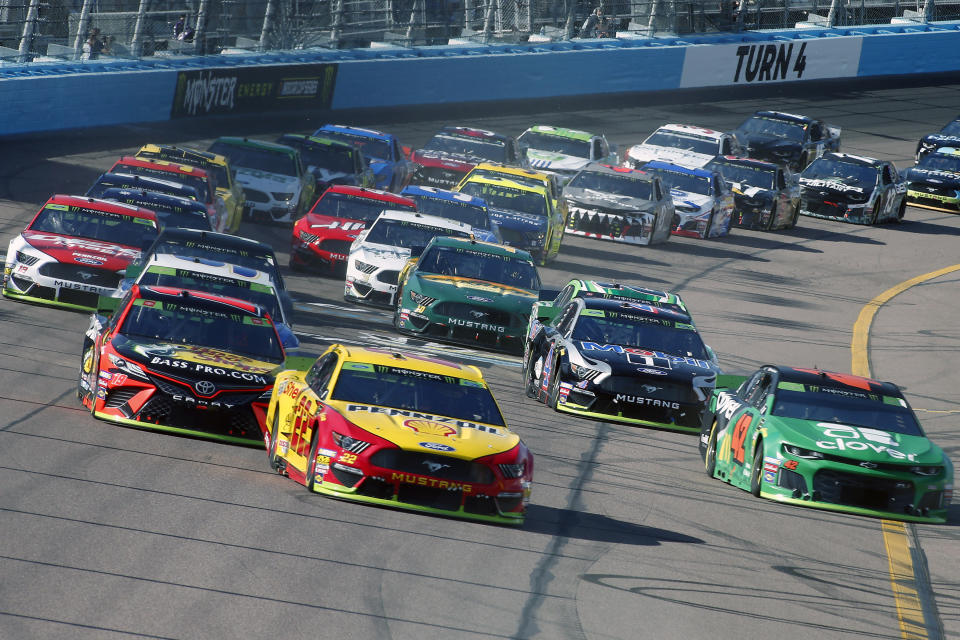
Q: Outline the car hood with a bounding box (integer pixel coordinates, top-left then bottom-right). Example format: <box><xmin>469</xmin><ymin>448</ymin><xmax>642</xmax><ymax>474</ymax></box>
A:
<box><xmin>565</xmin><ymin>189</ymin><xmax>659</xmax><ymax>214</ymax></box>
<box><xmin>411</xmin><ymin>149</ymin><xmax>477</xmax><ymax>172</ymax></box>
<box><xmin>799</xmin><ymin>177</ymin><xmax>868</xmax><ymax>197</ymax></box>
<box><xmin>669</xmin><ymin>190</ymin><xmax>713</xmax><ymax>211</ymax></box>
<box><xmin>309</xmin><ymin>167</ymin><xmax>353</xmax><ymax>183</ymax></box>
<box><xmin>575</xmin><ymin>341</ymin><xmax>719</xmax><ymax>382</ymax></box>
<box><xmin>417</xmin><ymin>274</ymin><xmax>536</xmax><ymax>309</ymax></box>
<box><xmin>627</xmin><ymin>144</ymin><xmax>714</xmax><ymax>168</ymax></box>
<box><xmin>487</xmin><ymin>208</ymin><xmax>548</xmax><ymax>232</ymax></box>
<box><xmin>904</xmin><ymin>166</ymin><xmax>960</xmax><ymax>184</ymax></box>
<box><xmin>114</xmin><ymin>337</ymin><xmax>278</xmax><ymax>387</ymax></box>
<box><xmin>526</xmin><ymin>150</ymin><xmax>590</xmax><ymax>172</ymax></box>
<box><xmin>728</xmin><ymin>181</ymin><xmax>774</xmax><ymax>200</ymax></box>
<box><xmin>302</xmin><ymin>213</ymin><xmax>367</xmax><ymax>241</ymax></box>
<box><xmin>773</xmin><ymin>418</ymin><xmax>945</xmax><ymax>465</ymax></box>
<box><xmin>353</xmin><ymin>242</ymin><xmax>411</xmax><ymax>267</ymax></box>
<box><xmin>235</xmin><ymin>168</ymin><xmax>300</xmax><ymax>190</ymax></box>
<box><xmin>921</xmin><ymin>133</ymin><xmax>960</xmax><ymax>148</ymax></box>
<box><xmin>742</xmin><ymin>135</ymin><xmax>800</xmax><ymax>156</ymax></box>
<box><xmin>22</xmin><ymin>230</ymin><xmax>142</xmax><ymax>268</ymax></box>
<box><xmin>330</xmin><ymin>400</ymin><xmax>520</xmax><ymax>457</ymax></box>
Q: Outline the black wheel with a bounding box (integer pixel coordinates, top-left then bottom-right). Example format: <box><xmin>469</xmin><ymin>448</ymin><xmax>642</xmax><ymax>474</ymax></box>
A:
<box><xmin>77</xmin><ymin>339</ymin><xmax>93</xmax><ymax>401</ymax></box>
<box><xmin>393</xmin><ymin>289</ymin><xmax>405</xmax><ymax>330</ymax></box>
<box><xmin>871</xmin><ymin>196</ymin><xmax>885</xmax><ymax>225</ymax></box>
<box><xmin>788</xmin><ymin>203</ymin><xmax>800</xmax><ymax>229</ymax></box>
<box><xmin>705</xmin><ymin>422</ymin><xmax>719</xmax><ymax>477</ymax></box>
<box><xmin>896</xmin><ymin>199</ymin><xmax>906</xmax><ymax>222</ymax></box>
<box><xmin>750</xmin><ymin>440</ymin><xmax>764</xmax><ymax>497</ymax></box>
<box><xmin>267</xmin><ymin>411</ymin><xmax>283</xmax><ymax>471</ymax></box>
<box><xmin>305</xmin><ymin>427</ymin><xmax>320</xmax><ymax>492</ymax></box>
<box><xmin>546</xmin><ymin>357</ymin><xmax>562</xmax><ymax>409</ymax></box>
<box><xmin>765</xmin><ymin>203</ymin><xmax>777</xmax><ymax>231</ymax></box>
<box><xmin>703</xmin><ymin>215</ymin><xmax>713</xmax><ymax>239</ymax></box>
<box><xmin>523</xmin><ymin>349</ymin><xmax>540</xmax><ymax>399</ymax></box>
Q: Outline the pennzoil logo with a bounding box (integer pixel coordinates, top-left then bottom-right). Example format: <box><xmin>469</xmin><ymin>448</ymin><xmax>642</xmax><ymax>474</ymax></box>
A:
<box><xmin>403</xmin><ymin>419</ymin><xmax>456</xmax><ymax>437</ymax></box>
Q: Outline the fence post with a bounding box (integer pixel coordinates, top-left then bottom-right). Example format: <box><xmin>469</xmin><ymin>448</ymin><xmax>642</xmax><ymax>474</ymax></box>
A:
<box><xmin>922</xmin><ymin>0</ymin><xmax>933</xmax><ymax>21</ymax></box>
<box><xmin>565</xmin><ymin>0</ymin><xmax>578</xmax><ymax>38</ymax></box>
<box><xmin>73</xmin><ymin>0</ymin><xmax>93</xmax><ymax>59</ymax></box>
<box><xmin>194</xmin><ymin>0</ymin><xmax>209</xmax><ymax>54</ymax></box>
<box><xmin>260</xmin><ymin>0</ymin><xmax>276</xmax><ymax>51</ymax></box>
<box><xmin>827</xmin><ymin>0</ymin><xmax>839</xmax><ymax>25</ymax></box>
<box><xmin>331</xmin><ymin>0</ymin><xmax>344</xmax><ymax>47</ymax></box>
<box><xmin>482</xmin><ymin>0</ymin><xmax>496</xmax><ymax>41</ymax></box>
<box><xmin>16</xmin><ymin>0</ymin><xmax>39</xmax><ymax>63</ymax></box>
<box><xmin>735</xmin><ymin>0</ymin><xmax>746</xmax><ymax>30</ymax></box>
<box><xmin>130</xmin><ymin>0</ymin><xmax>149</xmax><ymax>58</ymax></box>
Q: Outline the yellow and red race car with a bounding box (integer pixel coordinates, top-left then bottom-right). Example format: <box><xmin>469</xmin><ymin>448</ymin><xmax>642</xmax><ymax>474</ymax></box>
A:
<box><xmin>264</xmin><ymin>344</ymin><xmax>533</xmax><ymax>525</ymax></box>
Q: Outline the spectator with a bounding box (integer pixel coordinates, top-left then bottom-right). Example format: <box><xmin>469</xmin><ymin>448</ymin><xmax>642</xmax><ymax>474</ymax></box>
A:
<box><xmin>81</xmin><ymin>27</ymin><xmax>105</xmax><ymax>60</ymax></box>
<box><xmin>173</xmin><ymin>14</ymin><xmax>186</xmax><ymax>39</ymax></box>
<box><xmin>580</xmin><ymin>7</ymin><xmax>610</xmax><ymax>38</ymax></box>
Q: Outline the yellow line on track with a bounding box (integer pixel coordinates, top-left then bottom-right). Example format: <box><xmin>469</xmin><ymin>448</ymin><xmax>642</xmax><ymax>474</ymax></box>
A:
<box><xmin>851</xmin><ymin>264</ymin><xmax>960</xmax><ymax>640</ymax></box>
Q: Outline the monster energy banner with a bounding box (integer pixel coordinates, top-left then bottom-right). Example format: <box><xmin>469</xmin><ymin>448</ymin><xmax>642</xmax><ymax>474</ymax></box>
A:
<box><xmin>171</xmin><ymin>64</ymin><xmax>338</xmax><ymax>118</ymax></box>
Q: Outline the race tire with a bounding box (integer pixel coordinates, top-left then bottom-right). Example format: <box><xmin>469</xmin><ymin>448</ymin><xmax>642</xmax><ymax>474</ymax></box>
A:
<box><xmin>750</xmin><ymin>440</ymin><xmax>764</xmax><ymax>497</ymax></box>
<box><xmin>393</xmin><ymin>290</ymin><xmax>404</xmax><ymax>330</ymax></box>
<box><xmin>765</xmin><ymin>203</ymin><xmax>777</xmax><ymax>231</ymax></box>
<box><xmin>871</xmin><ymin>196</ymin><xmax>884</xmax><ymax>225</ymax></box>
<box><xmin>289</xmin><ymin>257</ymin><xmax>305</xmax><ymax>273</ymax></box>
<box><xmin>897</xmin><ymin>199</ymin><xmax>906</xmax><ymax>222</ymax></box>
<box><xmin>268</xmin><ymin>411</ymin><xmax>282</xmax><ymax>471</ymax></box>
<box><xmin>546</xmin><ymin>358</ymin><xmax>562</xmax><ymax>409</ymax></box>
<box><xmin>788</xmin><ymin>203</ymin><xmax>800</xmax><ymax>229</ymax></box>
<box><xmin>705</xmin><ymin>422</ymin><xmax>719</xmax><ymax>477</ymax></box>
<box><xmin>77</xmin><ymin>339</ymin><xmax>93</xmax><ymax>401</ymax></box>
<box><xmin>523</xmin><ymin>350</ymin><xmax>540</xmax><ymax>399</ymax></box>
<box><xmin>703</xmin><ymin>213</ymin><xmax>714</xmax><ymax>239</ymax></box>
<box><xmin>305</xmin><ymin>426</ymin><xmax>320</xmax><ymax>492</ymax></box>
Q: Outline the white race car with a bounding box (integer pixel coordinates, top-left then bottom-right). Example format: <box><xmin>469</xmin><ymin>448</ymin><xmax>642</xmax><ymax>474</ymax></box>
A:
<box><xmin>623</xmin><ymin>124</ymin><xmax>742</xmax><ymax>170</ymax></box>
<box><xmin>344</xmin><ymin>210</ymin><xmax>473</xmax><ymax>308</ymax></box>
<box><xmin>643</xmin><ymin>161</ymin><xmax>735</xmax><ymax>239</ymax></box>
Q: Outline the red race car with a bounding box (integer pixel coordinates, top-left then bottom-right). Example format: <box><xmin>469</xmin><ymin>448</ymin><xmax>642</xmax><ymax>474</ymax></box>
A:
<box><xmin>290</xmin><ymin>185</ymin><xmax>415</xmax><ymax>272</ymax></box>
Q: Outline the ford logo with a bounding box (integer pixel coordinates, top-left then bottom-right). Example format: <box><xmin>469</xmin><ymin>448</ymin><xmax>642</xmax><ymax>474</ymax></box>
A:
<box><xmin>194</xmin><ymin>380</ymin><xmax>217</xmax><ymax>396</ymax></box>
<box><xmin>419</xmin><ymin>442</ymin><xmax>455</xmax><ymax>452</ymax></box>
<box><xmin>466</xmin><ymin>295</ymin><xmax>493</xmax><ymax>303</ymax></box>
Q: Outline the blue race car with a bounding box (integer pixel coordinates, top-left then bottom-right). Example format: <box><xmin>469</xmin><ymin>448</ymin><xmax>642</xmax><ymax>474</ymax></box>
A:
<box><xmin>312</xmin><ymin>124</ymin><xmax>414</xmax><ymax>192</ymax></box>
<box><xmin>400</xmin><ymin>184</ymin><xmax>502</xmax><ymax>243</ymax></box>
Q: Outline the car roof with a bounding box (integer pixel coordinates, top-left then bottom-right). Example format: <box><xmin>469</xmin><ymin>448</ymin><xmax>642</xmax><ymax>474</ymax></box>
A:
<box><xmin>710</xmin><ymin>156</ymin><xmax>779</xmax><ymax>170</ymax></box>
<box><xmin>331</xmin><ymin>344</ymin><xmax>485</xmax><ymax>381</ymax></box>
<box><xmin>569</xmin><ymin>279</ymin><xmax>685</xmax><ymax>305</ymax></box>
<box><xmin>429</xmin><ymin>235</ymin><xmax>533</xmax><ymax>259</ymax></box>
<box><xmin>523</xmin><ymin>125</ymin><xmax>594</xmax><ymax>141</ymax></box>
<box><xmin>212</xmin><ymin>137</ymin><xmax>297</xmax><ymax>156</ymax></box>
<box><xmin>581</xmin><ymin>297</ymin><xmax>694</xmax><ymax>324</ymax></box>
<box><xmin>467</xmin><ymin>162</ymin><xmax>553</xmax><ymax>184</ymax></box>
<box><xmin>150</xmin><ymin>227</ymin><xmax>276</xmax><ymax>255</ymax></box>
<box><xmin>578</xmin><ymin>163</ymin><xmax>654</xmax><ymax>180</ymax></box>
<box><xmin>44</xmin><ymin>194</ymin><xmax>158</xmax><ymax>221</ymax></box>
<box><xmin>374</xmin><ymin>209</ymin><xmax>473</xmax><ymax>233</ymax></box>
<box><xmin>99</xmin><ymin>188</ymin><xmax>208</xmax><ymax>212</ymax></box>
<box><xmin>143</xmin><ymin>253</ymin><xmax>275</xmax><ymax>286</ymax></box>
<box><xmin>460</xmin><ymin>173</ymin><xmax>549</xmax><ymax>196</ymax></box>
<box><xmin>932</xmin><ymin>146</ymin><xmax>960</xmax><ymax>157</ymax></box>
<box><xmin>643</xmin><ymin>161</ymin><xmax>715</xmax><ymax>179</ymax></box>
<box><xmin>654</xmin><ymin>124</ymin><xmax>724</xmax><ymax>140</ymax></box>
<box><xmin>820</xmin><ymin>152</ymin><xmax>882</xmax><ymax>167</ymax></box>
<box><xmin>752</xmin><ymin>111</ymin><xmax>813</xmax><ymax>125</ymax></box>
<box><xmin>773</xmin><ymin>366</ymin><xmax>903</xmax><ymax>397</ymax></box>
<box><xmin>401</xmin><ymin>185</ymin><xmax>486</xmax><ymax>207</ymax></box>
<box><xmin>278</xmin><ymin>133</ymin><xmax>356</xmax><ymax>151</ymax></box>
<box><xmin>314</xmin><ymin>124</ymin><xmax>393</xmax><ymax>141</ymax></box>
<box><xmin>91</xmin><ymin>172</ymin><xmax>200</xmax><ymax>198</ymax></box>
<box><xmin>134</xmin><ymin>284</ymin><xmax>266</xmax><ymax>317</ymax></box>
<box><xmin>434</xmin><ymin>126</ymin><xmax>510</xmax><ymax>142</ymax></box>
<box><xmin>136</xmin><ymin>144</ymin><xmax>230</xmax><ymax>169</ymax></box>
<box><xmin>321</xmin><ymin>184</ymin><xmax>415</xmax><ymax>205</ymax></box>
<box><xmin>113</xmin><ymin>156</ymin><xmax>212</xmax><ymax>180</ymax></box>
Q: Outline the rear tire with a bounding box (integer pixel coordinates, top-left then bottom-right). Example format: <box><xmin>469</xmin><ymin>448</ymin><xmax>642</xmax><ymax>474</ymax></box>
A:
<box><xmin>268</xmin><ymin>412</ymin><xmax>282</xmax><ymax>471</ymax></box>
<box><xmin>896</xmin><ymin>199</ymin><xmax>906</xmax><ymax>222</ymax></box>
<box><xmin>765</xmin><ymin>203</ymin><xmax>777</xmax><ymax>231</ymax></box>
<box><xmin>750</xmin><ymin>441</ymin><xmax>764</xmax><ymax>497</ymax></box>
<box><xmin>305</xmin><ymin>427</ymin><xmax>320</xmax><ymax>492</ymax></box>
<box><xmin>788</xmin><ymin>203</ymin><xmax>800</xmax><ymax>229</ymax></box>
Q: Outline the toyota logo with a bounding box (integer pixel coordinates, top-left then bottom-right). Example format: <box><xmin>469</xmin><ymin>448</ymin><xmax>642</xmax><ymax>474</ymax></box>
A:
<box><xmin>194</xmin><ymin>380</ymin><xmax>216</xmax><ymax>396</ymax></box>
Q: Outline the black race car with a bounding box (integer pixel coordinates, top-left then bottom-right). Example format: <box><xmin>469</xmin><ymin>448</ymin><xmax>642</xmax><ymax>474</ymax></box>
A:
<box><xmin>705</xmin><ymin>156</ymin><xmax>800</xmax><ymax>231</ymax></box>
<box><xmin>902</xmin><ymin>147</ymin><xmax>960</xmax><ymax>212</ymax></box>
<box><xmin>799</xmin><ymin>152</ymin><xmax>907</xmax><ymax>225</ymax></box>
<box><xmin>915</xmin><ymin>115</ymin><xmax>960</xmax><ymax>161</ymax></box>
<box><xmin>522</xmin><ymin>296</ymin><xmax>720</xmax><ymax>432</ymax></box>
<box><xmin>733</xmin><ymin>111</ymin><xmax>841</xmax><ymax>172</ymax></box>
<box><xmin>409</xmin><ymin>126</ymin><xmax>525</xmax><ymax>188</ymax></box>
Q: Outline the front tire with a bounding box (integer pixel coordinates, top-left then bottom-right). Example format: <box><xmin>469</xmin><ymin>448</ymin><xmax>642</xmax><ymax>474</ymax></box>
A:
<box><xmin>705</xmin><ymin>422</ymin><xmax>719</xmax><ymax>477</ymax></box>
<box><xmin>765</xmin><ymin>203</ymin><xmax>777</xmax><ymax>231</ymax></box>
<box><xmin>787</xmin><ymin>202</ymin><xmax>800</xmax><ymax>229</ymax></box>
<box><xmin>523</xmin><ymin>349</ymin><xmax>540</xmax><ymax>399</ymax></box>
<box><xmin>305</xmin><ymin>427</ymin><xmax>320</xmax><ymax>492</ymax></box>
<box><xmin>750</xmin><ymin>441</ymin><xmax>764</xmax><ymax>497</ymax></box>
<box><xmin>896</xmin><ymin>199</ymin><xmax>906</xmax><ymax>222</ymax></box>
<box><xmin>546</xmin><ymin>357</ymin><xmax>562</xmax><ymax>409</ymax></box>
<box><xmin>268</xmin><ymin>411</ymin><xmax>283</xmax><ymax>472</ymax></box>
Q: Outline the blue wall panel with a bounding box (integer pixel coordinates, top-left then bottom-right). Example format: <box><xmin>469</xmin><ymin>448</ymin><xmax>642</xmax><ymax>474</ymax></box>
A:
<box><xmin>858</xmin><ymin>30</ymin><xmax>960</xmax><ymax>76</ymax></box>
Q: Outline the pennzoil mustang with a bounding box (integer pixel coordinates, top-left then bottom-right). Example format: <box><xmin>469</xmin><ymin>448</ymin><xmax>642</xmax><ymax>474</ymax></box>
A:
<box><xmin>264</xmin><ymin>344</ymin><xmax>533</xmax><ymax>524</ymax></box>
<box><xmin>700</xmin><ymin>366</ymin><xmax>953</xmax><ymax>523</ymax></box>
<box><xmin>523</xmin><ymin>296</ymin><xmax>719</xmax><ymax>432</ymax></box>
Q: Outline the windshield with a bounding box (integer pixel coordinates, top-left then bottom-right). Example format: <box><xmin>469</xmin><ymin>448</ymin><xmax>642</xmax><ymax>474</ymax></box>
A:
<box><xmin>458</xmin><ymin>182</ymin><xmax>548</xmax><ymax>216</ymax></box>
<box><xmin>643</xmin><ymin>131</ymin><xmax>718</xmax><ymax>155</ymax></box>
<box><xmin>519</xmin><ymin>131</ymin><xmax>590</xmax><ymax>158</ymax></box>
<box><xmin>120</xmin><ymin>297</ymin><xmax>284</xmax><ymax>362</ymax></box>
<box><xmin>312</xmin><ymin>192</ymin><xmax>415</xmax><ymax>222</ymax></box>
<box><xmin>30</xmin><ymin>205</ymin><xmax>158</xmax><ymax>247</ymax></box>
<box><xmin>940</xmin><ymin>120</ymin><xmax>960</xmax><ymax>136</ymax></box>
<box><xmin>138</xmin><ymin>268</ymin><xmax>283</xmax><ymax>321</ymax></box>
<box><xmin>113</xmin><ymin>163</ymin><xmax>210</xmax><ymax>203</ymax></box>
<box><xmin>771</xmin><ymin>389</ymin><xmax>924</xmax><ymax>436</ymax></box>
<box><xmin>705</xmin><ymin>160</ymin><xmax>775</xmax><ymax>190</ymax></box>
<box><xmin>916</xmin><ymin>153</ymin><xmax>960</xmax><ymax>173</ymax></box>
<box><xmin>284</xmin><ymin>138</ymin><xmax>356</xmax><ymax>174</ymax></box>
<box><xmin>364</xmin><ymin>218</ymin><xmax>471</xmax><ymax>248</ymax></box>
<box><xmin>408</xmin><ymin>195</ymin><xmax>489</xmax><ymax>229</ymax></box>
<box><xmin>137</xmin><ymin>150</ymin><xmax>230</xmax><ymax>187</ymax></box>
<box><xmin>737</xmin><ymin>116</ymin><xmax>806</xmax><ymax>142</ymax></box>
<box><xmin>88</xmin><ymin>177</ymin><xmax>199</xmax><ymax>201</ymax></box>
<box><xmin>331</xmin><ymin>363</ymin><xmax>505</xmax><ymax>426</ymax></box>
<box><xmin>567</xmin><ymin>171</ymin><xmax>653</xmax><ymax>199</ymax></box>
<box><xmin>803</xmin><ymin>157</ymin><xmax>878</xmax><ymax>185</ymax></box>
<box><xmin>647</xmin><ymin>168</ymin><xmax>712</xmax><ymax>195</ymax></box>
<box><xmin>150</xmin><ymin>240</ymin><xmax>278</xmax><ymax>278</ymax></box>
<box><xmin>99</xmin><ymin>191</ymin><xmax>209</xmax><ymax>231</ymax></box>
<box><xmin>423</xmin><ymin>134</ymin><xmax>508</xmax><ymax>162</ymax></box>
<box><xmin>417</xmin><ymin>245</ymin><xmax>540</xmax><ymax>290</ymax></box>
<box><xmin>572</xmin><ymin>312</ymin><xmax>708</xmax><ymax>359</ymax></box>
<box><xmin>315</xmin><ymin>131</ymin><xmax>391</xmax><ymax>161</ymax></box>
<box><xmin>208</xmin><ymin>142</ymin><xmax>298</xmax><ymax>177</ymax></box>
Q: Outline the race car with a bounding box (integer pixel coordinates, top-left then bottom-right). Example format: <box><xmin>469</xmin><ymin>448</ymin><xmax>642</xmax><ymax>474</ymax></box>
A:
<box><xmin>118</xmin><ymin>253</ymin><xmax>298</xmax><ymax>351</ymax></box>
<box><xmin>532</xmin><ymin>279</ymin><xmax>688</xmax><ymax>326</ymax></box>
<box><xmin>409</xmin><ymin>126</ymin><xmax>525</xmax><ymax>189</ymax></box>
<box><xmin>704</xmin><ymin>156</ymin><xmax>800</xmax><ymax>230</ymax></box>
<box><xmin>130</xmin><ymin>227</ymin><xmax>287</xmax><ymax>294</ymax></box>
<box><xmin>455</xmin><ymin>163</ymin><xmax>569</xmax><ymax>236</ymax></box>
<box><xmin>699</xmin><ymin>366</ymin><xmax>953</xmax><ymax>524</ymax></box>
<box><xmin>733</xmin><ymin>111</ymin><xmax>841</xmax><ymax>172</ymax></box>
<box><xmin>290</xmin><ymin>186</ymin><xmax>417</xmax><ymax>272</ymax></box>
<box><xmin>901</xmin><ymin>146</ymin><xmax>960</xmax><ymax>212</ymax></box>
<box><xmin>96</xmin><ymin>188</ymin><xmax>212</xmax><ymax>231</ymax></box>
<box><xmin>344</xmin><ymin>210</ymin><xmax>473</xmax><ymax>308</ymax></box>
<box><xmin>394</xmin><ymin>236</ymin><xmax>541</xmax><ymax>354</ymax></box>
<box><xmin>799</xmin><ymin>152</ymin><xmax>907</xmax><ymax>224</ymax></box>
<box><xmin>622</xmin><ymin>124</ymin><xmax>742</xmax><ymax>170</ymax></box>
<box><xmin>312</xmin><ymin>124</ymin><xmax>414</xmax><ymax>192</ymax></box>
<box><xmin>78</xmin><ymin>284</ymin><xmax>286</xmax><ymax>445</ymax></box>
<box><xmin>518</xmin><ymin>125</ymin><xmax>618</xmax><ymax>184</ymax></box>
<box><xmin>109</xmin><ymin>156</ymin><xmax>229</xmax><ymax>233</ymax></box>
<box><xmin>562</xmin><ymin>163</ymin><xmax>674</xmax><ymax>245</ymax></box>
<box><xmin>275</xmin><ymin>133</ymin><xmax>375</xmax><ymax>192</ymax></box>
<box><xmin>457</xmin><ymin>172</ymin><xmax>563</xmax><ymax>264</ymax></box>
<box><xmin>3</xmin><ymin>195</ymin><xmax>159</xmax><ymax>312</ymax></box>
<box><xmin>642</xmin><ymin>161</ymin><xmax>734</xmax><ymax>238</ymax></box>
<box><xmin>400</xmin><ymin>184</ymin><xmax>501</xmax><ymax>243</ymax></box>
<box><xmin>522</xmin><ymin>296</ymin><xmax>720</xmax><ymax>432</ymax></box>
<box><xmin>915</xmin><ymin>115</ymin><xmax>960</xmax><ymax>160</ymax></box>
<box><xmin>207</xmin><ymin>137</ymin><xmax>316</xmax><ymax>223</ymax></box>
<box><xmin>87</xmin><ymin>172</ymin><xmax>203</xmax><ymax>205</ymax></box>
<box><xmin>135</xmin><ymin>144</ymin><xmax>246</xmax><ymax>234</ymax></box>
<box><xmin>264</xmin><ymin>344</ymin><xmax>533</xmax><ymax>524</ymax></box>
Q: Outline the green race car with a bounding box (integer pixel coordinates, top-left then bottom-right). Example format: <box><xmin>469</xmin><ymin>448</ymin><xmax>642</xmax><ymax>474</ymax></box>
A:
<box><xmin>532</xmin><ymin>279</ymin><xmax>688</xmax><ymax>326</ymax></box>
<box><xmin>700</xmin><ymin>365</ymin><xmax>953</xmax><ymax>523</ymax></box>
<box><xmin>394</xmin><ymin>236</ymin><xmax>541</xmax><ymax>354</ymax></box>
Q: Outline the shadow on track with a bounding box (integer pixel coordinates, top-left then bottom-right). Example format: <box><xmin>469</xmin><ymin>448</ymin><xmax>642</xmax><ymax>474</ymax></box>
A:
<box><xmin>522</xmin><ymin>504</ymin><xmax>704</xmax><ymax>545</ymax></box>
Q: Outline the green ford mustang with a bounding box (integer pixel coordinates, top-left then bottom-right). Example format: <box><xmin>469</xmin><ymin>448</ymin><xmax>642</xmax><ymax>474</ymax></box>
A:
<box><xmin>394</xmin><ymin>236</ymin><xmax>540</xmax><ymax>354</ymax></box>
<box><xmin>700</xmin><ymin>365</ymin><xmax>953</xmax><ymax>523</ymax></box>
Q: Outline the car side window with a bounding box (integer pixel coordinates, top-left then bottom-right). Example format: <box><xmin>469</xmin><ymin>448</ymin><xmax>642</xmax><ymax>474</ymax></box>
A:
<box><xmin>554</xmin><ymin>303</ymin><xmax>578</xmax><ymax>333</ymax></box>
<box><xmin>555</xmin><ymin>285</ymin><xmax>574</xmax><ymax>307</ymax></box>
<box><xmin>777</xmin><ymin>170</ymin><xmax>786</xmax><ymax>189</ymax></box>
<box><xmin>306</xmin><ymin>354</ymin><xmax>339</xmax><ymax>396</ymax></box>
<box><xmin>882</xmin><ymin>165</ymin><xmax>893</xmax><ymax>184</ymax></box>
<box><xmin>721</xmin><ymin>138</ymin><xmax>732</xmax><ymax>155</ymax></box>
<box><xmin>654</xmin><ymin>178</ymin><xmax>664</xmax><ymax>201</ymax></box>
<box><xmin>592</xmin><ymin>139</ymin><xmax>603</xmax><ymax>159</ymax></box>
<box><xmin>738</xmin><ymin>371</ymin><xmax>764</xmax><ymax>402</ymax></box>
<box><xmin>746</xmin><ymin>371</ymin><xmax>775</xmax><ymax>409</ymax></box>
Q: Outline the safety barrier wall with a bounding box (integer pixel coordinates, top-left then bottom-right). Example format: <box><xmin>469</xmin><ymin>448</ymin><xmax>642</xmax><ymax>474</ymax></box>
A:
<box><xmin>2</xmin><ymin>22</ymin><xmax>959</xmax><ymax>137</ymax></box>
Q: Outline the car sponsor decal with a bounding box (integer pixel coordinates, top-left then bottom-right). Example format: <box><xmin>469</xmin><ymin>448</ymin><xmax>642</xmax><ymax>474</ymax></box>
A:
<box><xmin>814</xmin><ymin>423</ymin><xmax>917</xmax><ymax>460</ymax></box>
<box><xmin>403</xmin><ymin>418</ymin><xmax>457</xmax><ymax>437</ymax></box>
<box><xmin>418</xmin><ymin>441</ymin><xmax>455</xmax><ymax>452</ymax></box>
<box><xmin>345</xmin><ymin>404</ymin><xmax>502</xmax><ymax>435</ymax></box>
<box><xmin>800</xmin><ymin>178</ymin><xmax>866</xmax><ymax>194</ymax></box>
<box><xmin>763</xmin><ymin>456</ymin><xmax>780</xmax><ymax>483</ymax></box>
<box><xmin>132</xmin><ymin>344</ymin><xmax>274</xmax><ymax>380</ymax></box>
<box><xmin>714</xmin><ymin>391</ymin><xmax>746</xmax><ymax>420</ymax></box>
<box><xmin>24</xmin><ymin>232</ymin><xmax>142</xmax><ymax>259</ymax></box>
<box><xmin>614</xmin><ymin>394</ymin><xmax>680</xmax><ymax>409</ymax></box>
<box><xmin>579</xmin><ymin>342</ymin><xmax>712</xmax><ymax>369</ymax></box>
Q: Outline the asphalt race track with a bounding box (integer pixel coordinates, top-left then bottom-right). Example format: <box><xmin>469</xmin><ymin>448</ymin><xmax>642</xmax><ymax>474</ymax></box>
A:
<box><xmin>1</xmin><ymin>80</ymin><xmax>959</xmax><ymax>640</ymax></box>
